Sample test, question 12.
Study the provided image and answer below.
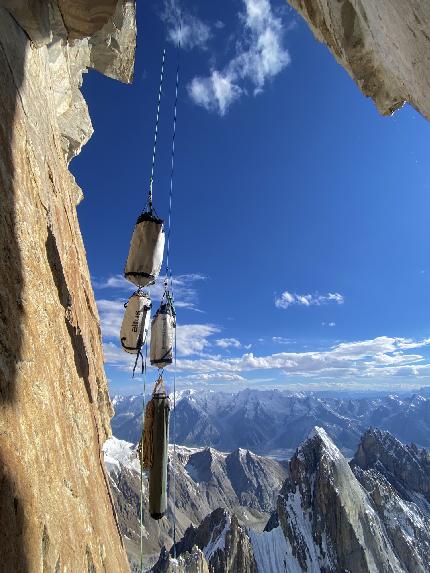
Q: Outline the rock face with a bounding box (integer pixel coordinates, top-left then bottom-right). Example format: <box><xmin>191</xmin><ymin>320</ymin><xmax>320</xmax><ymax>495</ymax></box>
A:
<box><xmin>351</xmin><ymin>429</ymin><xmax>430</xmax><ymax>572</ymax></box>
<box><xmin>352</xmin><ymin>428</ymin><xmax>430</xmax><ymax>505</ymax></box>
<box><xmin>152</xmin><ymin>546</ymin><xmax>209</xmax><ymax>573</ymax></box>
<box><xmin>287</xmin><ymin>1</ymin><xmax>430</xmax><ymax>120</ymax></box>
<box><xmin>0</xmin><ymin>2</ymin><xmax>135</xmax><ymax>571</ymax></box>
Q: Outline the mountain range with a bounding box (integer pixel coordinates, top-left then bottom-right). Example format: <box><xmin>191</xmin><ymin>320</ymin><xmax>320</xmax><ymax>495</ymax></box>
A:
<box><xmin>151</xmin><ymin>428</ymin><xmax>430</xmax><ymax>572</ymax></box>
<box><xmin>111</xmin><ymin>388</ymin><xmax>430</xmax><ymax>457</ymax></box>
<box><xmin>103</xmin><ymin>438</ymin><xmax>287</xmax><ymax>571</ymax></box>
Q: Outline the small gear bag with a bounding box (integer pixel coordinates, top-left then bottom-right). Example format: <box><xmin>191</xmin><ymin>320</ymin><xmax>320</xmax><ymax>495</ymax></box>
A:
<box><xmin>120</xmin><ymin>291</ymin><xmax>152</xmax><ymax>354</ymax></box>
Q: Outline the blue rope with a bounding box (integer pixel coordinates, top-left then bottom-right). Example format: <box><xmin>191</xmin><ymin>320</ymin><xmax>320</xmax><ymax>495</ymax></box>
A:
<box><xmin>140</xmin><ymin>345</ymin><xmax>148</xmax><ymax>573</ymax></box>
<box><xmin>148</xmin><ymin>48</ymin><xmax>166</xmax><ymax>211</ymax></box>
<box><xmin>165</xmin><ymin>43</ymin><xmax>180</xmax><ymax>290</ymax></box>
<box><xmin>166</xmin><ymin>24</ymin><xmax>181</xmax><ymax>559</ymax></box>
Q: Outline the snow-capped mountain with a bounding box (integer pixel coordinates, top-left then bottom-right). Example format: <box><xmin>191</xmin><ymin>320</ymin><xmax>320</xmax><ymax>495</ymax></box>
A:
<box><xmin>103</xmin><ymin>437</ymin><xmax>287</xmax><ymax>571</ymax></box>
<box><xmin>152</xmin><ymin>428</ymin><xmax>430</xmax><ymax>572</ymax></box>
<box><xmin>111</xmin><ymin>388</ymin><xmax>430</xmax><ymax>457</ymax></box>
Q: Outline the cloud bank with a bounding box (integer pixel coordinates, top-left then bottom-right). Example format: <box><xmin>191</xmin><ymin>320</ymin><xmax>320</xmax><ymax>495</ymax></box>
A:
<box><xmin>173</xmin><ymin>336</ymin><xmax>430</xmax><ymax>383</ymax></box>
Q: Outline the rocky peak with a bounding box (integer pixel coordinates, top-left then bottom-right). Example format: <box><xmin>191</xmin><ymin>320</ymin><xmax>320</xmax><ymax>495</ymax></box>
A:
<box><xmin>225</xmin><ymin>448</ymin><xmax>287</xmax><ymax>512</ymax></box>
<box><xmin>278</xmin><ymin>426</ymin><xmax>403</xmax><ymax>572</ymax></box>
<box><xmin>351</xmin><ymin>429</ymin><xmax>430</xmax><ymax>572</ymax></box>
<box><xmin>352</xmin><ymin>428</ymin><xmax>430</xmax><ymax>503</ymax></box>
<box><xmin>104</xmin><ymin>439</ymin><xmax>287</xmax><ymax>569</ymax></box>
<box><xmin>152</xmin><ymin>545</ymin><xmax>209</xmax><ymax>573</ymax></box>
<box><xmin>186</xmin><ymin>447</ymin><xmax>226</xmax><ymax>484</ymax></box>
<box><xmin>153</xmin><ymin>508</ymin><xmax>257</xmax><ymax>573</ymax></box>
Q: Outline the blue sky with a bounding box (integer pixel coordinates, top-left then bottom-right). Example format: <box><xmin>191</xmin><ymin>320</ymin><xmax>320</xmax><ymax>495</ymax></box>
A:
<box><xmin>71</xmin><ymin>0</ymin><xmax>430</xmax><ymax>395</ymax></box>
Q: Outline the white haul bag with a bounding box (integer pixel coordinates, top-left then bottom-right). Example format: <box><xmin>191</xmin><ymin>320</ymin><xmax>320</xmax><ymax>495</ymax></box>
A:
<box><xmin>150</xmin><ymin>302</ymin><xmax>175</xmax><ymax>368</ymax></box>
<box><xmin>124</xmin><ymin>211</ymin><xmax>165</xmax><ymax>287</ymax></box>
<box><xmin>120</xmin><ymin>291</ymin><xmax>152</xmax><ymax>353</ymax></box>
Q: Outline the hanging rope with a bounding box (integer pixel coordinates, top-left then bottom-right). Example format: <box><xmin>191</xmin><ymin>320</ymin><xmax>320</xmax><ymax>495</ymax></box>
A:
<box><xmin>165</xmin><ymin>40</ymin><xmax>180</xmax><ymax>289</ymax></box>
<box><xmin>139</xmin><ymin>345</ymin><xmax>148</xmax><ymax>573</ymax></box>
<box><xmin>172</xmin><ymin>323</ymin><xmax>178</xmax><ymax>557</ymax></box>
<box><xmin>167</xmin><ymin>29</ymin><xmax>181</xmax><ymax>557</ymax></box>
<box><xmin>148</xmin><ymin>48</ymin><xmax>166</xmax><ymax>212</ymax></box>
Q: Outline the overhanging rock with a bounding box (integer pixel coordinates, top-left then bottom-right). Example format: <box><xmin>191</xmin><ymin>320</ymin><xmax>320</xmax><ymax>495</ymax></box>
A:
<box><xmin>287</xmin><ymin>0</ymin><xmax>430</xmax><ymax>120</ymax></box>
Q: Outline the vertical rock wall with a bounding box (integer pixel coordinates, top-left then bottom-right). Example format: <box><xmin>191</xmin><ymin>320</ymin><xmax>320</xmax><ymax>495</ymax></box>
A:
<box><xmin>287</xmin><ymin>0</ymin><xmax>430</xmax><ymax>120</ymax></box>
<box><xmin>0</xmin><ymin>2</ymin><xmax>135</xmax><ymax>571</ymax></box>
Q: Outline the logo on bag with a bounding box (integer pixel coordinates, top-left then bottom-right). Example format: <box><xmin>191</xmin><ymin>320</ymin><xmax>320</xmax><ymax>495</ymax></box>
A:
<box><xmin>132</xmin><ymin>311</ymin><xmax>140</xmax><ymax>333</ymax></box>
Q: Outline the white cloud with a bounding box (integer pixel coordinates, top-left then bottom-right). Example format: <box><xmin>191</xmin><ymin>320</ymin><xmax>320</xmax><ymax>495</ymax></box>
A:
<box><xmin>93</xmin><ymin>275</ymin><xmax>131</xmax><ymax>290</ymax></box>
<box><xmin>103</xmin><ymin>322</ymin><xmax>220</xmax><ymax>370</ymax></box>
<box><xmin>103</xmin><ymin>322</ymin><xmax>219</xmax><ymax>358</ymax></box>
<box><xmin>173</xmin><ymin>336</ymin><xmax>430</xmax><ymax>383</ymax></box>
<box><xmin>97</xmin><ymin>299</ymin><xmax>125</xmax><ymax>338</ymax></box>
<box><xmin>215</xmin><ymin>338</ymin><xmax>242</xmax><ymax>349</ymax></box>
<box><xmin>189</xmin><ymin>72</ymin><xmax>242</xmax><ymax>116</ymax></box>
<box><xmin>188</xmin><ymin>0</ymin><xmax>290</xmax><ymax>115</ymax></box>
<box><xmin>272</xmin><ymin>336</ymin><xmax>292</xmax><ymax>344</ymax></box>
<box><xmin>103</xmin><ymin>341</ymin><xmax>134</xmax><ymax>370</ymax></box>
<box><xmin>162</xmin><ymin>0</ymin><xmax>211</xmax><ymax>50</ymax></box>
<box><xmin>322</xmin><ymin>322</ymin><xmax>336</xmax><ymax>327</ymax></box>
<box><xmin>275</xmin><ymin>291</ymin><xmax>344</xmax><ymax>309</ymax></box>
<box><xmin>176</xmin><ymin>324</ymin><xmax>220</xmax><ymax>356</ymax></box>
<box><xmin>177</xmin><ymin>372</ymin><xmax>246</xmax><ymax>383</ymax></box>
<box><xmin>104</xmin><ymin>333</ymin><xmax>430</xmax><ymax>391</ymax></box>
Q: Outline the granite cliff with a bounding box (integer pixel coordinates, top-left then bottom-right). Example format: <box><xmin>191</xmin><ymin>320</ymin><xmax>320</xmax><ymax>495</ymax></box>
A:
<box><xmin>287</xmin><ymin>1</ymin><xmax>430</xmax><ymax>120</ymax></box>
<box><xmin>0</xmin><ymin>1</ymin><xmax>135</xmax><ymax>571</ymax></box>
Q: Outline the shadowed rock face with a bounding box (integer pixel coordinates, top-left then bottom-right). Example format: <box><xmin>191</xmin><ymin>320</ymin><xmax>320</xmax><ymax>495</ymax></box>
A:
<box><xmin>0</xmin><ymin>2</ymin><xmax>135</xmax><ymax>571</ymax></box>
<box><xmin>287</xmin><ymin>0</ymin><xmax>430</xmax><ymax>120</ymax></box>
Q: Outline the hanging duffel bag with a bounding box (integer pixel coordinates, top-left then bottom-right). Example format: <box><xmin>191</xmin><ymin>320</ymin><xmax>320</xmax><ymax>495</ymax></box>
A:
<box><xmin>124</xmin><ymin>211</ymin><xmax>165</xmax><ymax>287</ymax></box>
<box><xmin>139</xmin><ymin>376</ymin><xmax>170</xmax><ymax>520</ymax></box>
<box><xmin>120</xmin><ymin>291</ymin><xmax>152</xmax><ymax>353</ymax></box>
<box><xmin>150</xmin><ymin>299</ymin><xmax>175</xmax><ymax>368</ymax></box>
